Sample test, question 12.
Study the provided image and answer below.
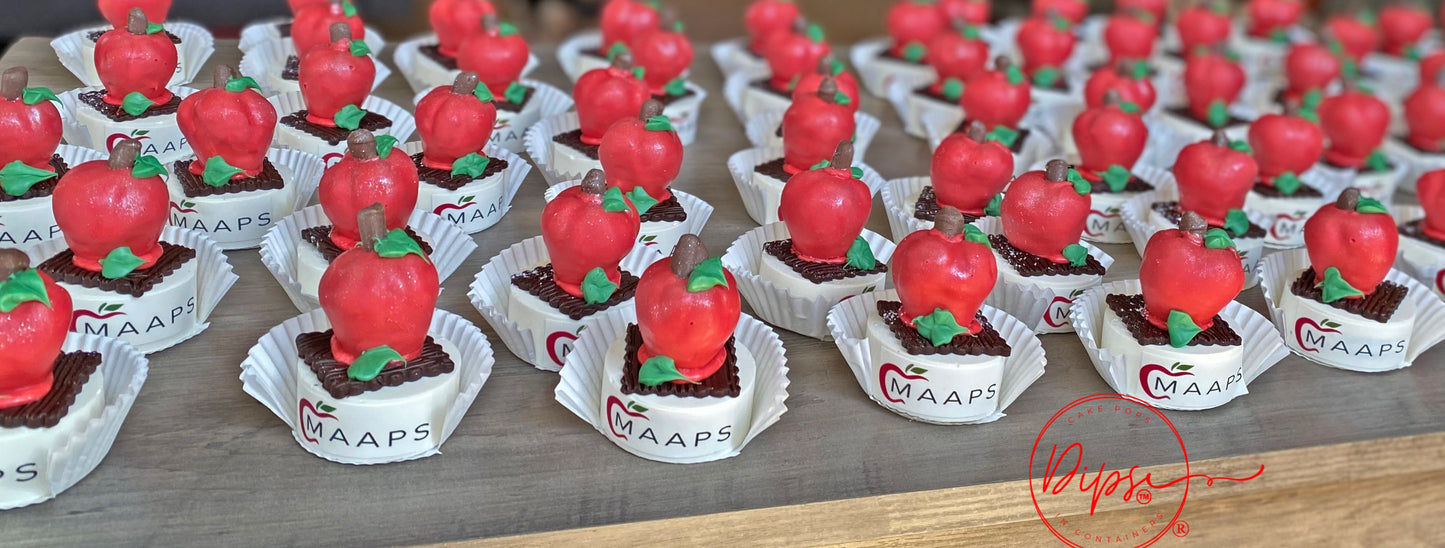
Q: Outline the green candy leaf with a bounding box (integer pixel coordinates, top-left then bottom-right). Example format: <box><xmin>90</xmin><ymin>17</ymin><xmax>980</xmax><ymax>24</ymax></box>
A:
<box><xmin>503</xmin><ymin>81</ymin><xmax>527</xmax><ymax>104</ymax></box>
<box><xmin>1357</xmin><ymin>8</ymin><xmax>1377</xmax><ymax>25</ymax></box>
<box><xmin>1032</xmin><ymin>67</ymin><xmax>1060</xmax><ymax>88</ymax></box>
<box><xmin>334</xmin><ymin>104</ymin><xmax>365</xmax><ymax>130</ymax></box>
<box><xmin>805</xmin><ymin>24</ymin><xmax>825</xmax><ymax>43</ymax></box>
<box><xmin>1005</xmin><ymin>64</ymin><xmax>1025</xmax><ymax>86</ymax></box>
<box><xmin>903</xmin><ymin>41</ymin><xmax>927</xmax><ymax>63</ymax></box>
<box><xmin>450</xmin><ymin>153</ymin><xmax>491</xmax><ymax>179</ymax></box>
<box><xmin>625</xmin><ymin>187</ymin><xmax>658</xmax><ymax>214</ymax></box>
<box><xmin>373</xmin><ymin>135</ymin><xmax>399</xmax><ymax>159</ymax></box>
<box><xmin>1051</xmin><ymin>13</ymin><xmax>1070</xmax><ymax>30</ymax></box>
<box><xmin>1269</xmin><ymin>29</ymin><xmax>1290</xmax><ymax>45</ymax></box>
<box><xmin>672</xmin><ymin>20</ymin><xmax>685</xmax><ymax>32</ymax></box>
<box><xmin>1228</xmin><ymin>140</ymin><xmax>1253</xmax><ymax>154</ymax></box>
<box><xmin>1355</xmin><ymin>196</ymin><xmax>1389</xmax><ymax>214</ymax></box>
<box><xmin>1206</xmin><ymin>100</ymin><xmax>1229</xmax><ymax>128</ymax></box>
<box><xmin>224</xmin><ymin>76</ymin><xmax>261</xmax><ymax>93</ymax></box>
<box><xmin>473</xmin><ymin>82</ymin><xmax>495</xmax><ymax>102</ymax></box>
<box><xmin>1341</xmin><ymin>59</ymin><xmax>1359</xmax><ymax>80</ymax></box>
<box><xmin>1063</xmin><ymin>244</ymin><xmax>1088</xmax><ymax>267</ymax></box>
<box><xmin>638</xmin><ymin>355</ymin><xmax>694</xmax><ymax>386</ymax></box>
<box><xmin>99</xmin><ymin>247</ymin><xmax>145</xmax><ymax>279</ymax></box>
<box><xmin>833</xmin><ymin>90</ymin><xmax>852</xmax><ymax>105</ymax></box>
<box><xmin>21</xmin><ymin>87</ymin><xmax>60</xmax><ymax>105</ymax></box>
<box><xmin>631</xmin><ymin>66</ymin><xmax>646</xmax><ymax>80</ymax></box>
<box><xmin>963</xmin><ymin>224</ymin><xmax>990</xmax><ymax>247</ymax></box>
<box><xmin>686</xmin><ymin>257</ymin><xmax>729</xmax><ymax>292</ymax></box>
<box><xmin>914</xmin><ymin>308</ymin><xmax>968</xmax><ymax>347</ymax></box>
<box><xmin>1118</xmin><ymin>100</ymin><xmax>1141</xmax><ymax>114</ymax></box>
<box><xmin>498</xmin><ymin>22</ymin><xmax>519</xmax><ymax>37</ymax></box>
<box><xmin>844</xmin><ymin>236</ymin><xmax>876</xmax><ymax>270</ymax></box>
<box><xmin>372</xmin><ymin>228</ymin><xmax>428</xmax><ymax>259</ymax></box>
<box><xmin>1223</xmin><ymin>209</ymin><xmax>1250</xmax><ymax>237</ymax></box>
<box><xmin>850</xmin><ymin>166</ymin><xmax>864</xmax><ymax>179</ymax></box>
<box><xmin>341</xmin><ymin>0</ymin><xmax>358</xmax><ymax>17</ymax></box>
<box><xmin>984</xmin><ymin>193</ymin><xmax>1003</xmax><ymax>217</ymax></box>
<box><xmin>1316</xmin><ymin>266</ymin><xmax>1365</xmax><ymax>303</ymax></box>
<box><xmin>1166</xmin><ymin>310</ymin><xmax>1203</xmax><ymax>348</ymax></box>
<box><xmin>580</xmin><ymin>267</ymin><xmax>618</xmax><ymax>305</ymax></box>
<box><xmin>606</xmin><ymin>41</ymin><xmax>630</xmax><ymax>61</ymax></box>
<box><xmin>644</xmin><ymin>114</ymin><xmax>674</xmax><ymax>132</ymax></box>
<box><xmin>1067</xmin><ymin>168</ymin><xmax>1092</xmax><ymax>195</ymax></box>
<box><xmin>145</xmin><ymin>22</ymin><xmax>164</xmax><ymax>35</ymax></box>
<box><xmin>1302</xmin><ymin>89</ymin><xmax>1323</xmax><ymax>110</ymax></box>
<box><xmin>941</xmin><ymin>78</ymin><xmax>963</xmax><ymax>101</ymax></box>
<box><xmin>810</xmin><ymin>160</ymin><xmax>831</xmax><ymax>170</ymax></box>
<box><xmin>1131</xmin><ymin>60</ymin><xmax>1150</xmax><ymax>80</ymax></box>
<box><xmin>0</xmin><ymin>269</ymin><xmax>51</xmax><ymax>313</ymax></box>
<box><xmin>984</xmin><ymin>125</ymin><xmax>1018</xmax><ymax>147</ymax></box>
<box><xmin>121</xmin><ymin>92</ymin><xmax>155</xmax><ymax>116</ymax></box>
<box><xmin>1203</xmin><ymin>228</ymin><xmax>1235</xmax><ymax>250</ymax></box>
<box><xmin>347</xmin><ymin>345</ymin><xmax>402</xmax><ymax>382</ymax></box>
<box><xmin>664</xmin><ymin>77</ymin><xmax>688</xmax><ymax>97</ymax></box>
<box><xmin>1099</xmin><ymin>165</ymin><xmax>1131</xmax><ymax>193</ymax></box>
<box><xmin>830</xmin><ymin>58</ymin><xmax>846</xmax><ymax>76</ymax></box>
<box><xmin>961</xmin><ymin>24</ymin><xmax>981</xmax><ymax>40</ymax></box>
<box><xmin>130</xmin><ymin>155</ymin><xmax>168</xmax><ymax>179</ymax></box>
<box><xmin>1274</xmin><ymin>172</ymin><xmax>1302</xmax><ymax>195</ymax></box>
<box><xmin>1364</xmin><ymin>150</ymin><xmax>1390</xmax><ymax>173</ymax></box>
<box><xmin>601</xmin><ymin>186</ymin><xmax>631</xmax><ymax>213</ymax></box>
<box><xmin>201</xmin><ymin>156</ymin><xmax>244</xmax><ymax>186</ymax></box>
<box><xmin>349</xmin><ymin>40</ymin><xmax>372</xmax><ymax>57</ymax></box>
<box><xmin>0</xmin><ymin>160</ymin><xmax>58</xmax><ymax>196</ymax></box>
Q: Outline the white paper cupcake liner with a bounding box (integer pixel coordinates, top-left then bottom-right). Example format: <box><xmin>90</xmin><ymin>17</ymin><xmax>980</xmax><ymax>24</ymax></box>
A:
<box><xmin>883</xmin><ymin>76</ymin><xmax>954</xmax><ymax>139</ymax></box>
<box><xmin>722</xmin><ymin>66</ymin><xmax>775</xmax><ymax>125</ymax></box>
<box><xmin>413</xmin><ymin>80</ymin><xmax>573</xmax><ymax>156</ymax></box>
<box><xmin>743</xmin><ymin>109</ymin><xmax>883</xmax><ymax>160</ymax></box>
<box><xmin>1382</xmin><ymin>138</ymin><xmax>1445</xmax><ymax>194</ymax></box>
<box><xmin>726</xmin><ymin>146</ymin><xmax>887</xmax><ymax>226</ymax></box>
<box><xmin>524</xmin><ymin>111</ymin><xmax>586</xmax><ymax>185</ymax></box>
<box><xmin>1394</xmin><ymin>205</ymin><xmax>1445</xmax><ymax>298</ymax></box>
<box><xmin>1070</xmin><ymin>279</ymin><xmax>1288</xmax><ymax>410</ymax></box>
<box><xmin>556</xmin><ymin>29</ymin><xmax>604</xmax><ymax>83</ymax></box>
<box><xmin>1119</xmin><ymin>186</ymin><xmax>1272</xmax><ymax>288</ymax></box>
<box><xmin>57</xmin><ymin>85</ymin><xmax>199</xmax><ymax>159</ymax></box>
<box><xmin>238</xmin><ymin>17</ymin><xmax>385</xmax><ymax>54</ymax></box>
<box><xmin>466</xmin><ymin>236</ymin><xmax>665</xmax><ymax>371</ymax></box>
<box><xmin>26</xmin><ymin>226</ymin><xmax>237</xmax><ymax>354</ymax></box>
<box><xmin>880</xmin><ymin>176</ymin><xmax>932</xmax><ymax>241</ymax></box>
<box><xmin>850</xmin><ymin>36</ymin><xmax>938</xmax><ymax>98</ymax></box>
<box><xmin>169</xmin><ymin>147</ymin><xmax>327</xmax><ymax>251</ymax></box>
<box><xmin>392</xmin><ymin>33</ymin><xmax>541</xmax><ymax>94</ymax></box>
<box><xmin>0</xmin><ymin>145</ymin><xmax>108</xmax><ymax>251</ymax></box>
<box><xmin>398</xmin><ymin>141</ymin><xmax>532</xmax><ymax>234</ymax></box>
<box><xmin>710</xmin><ymin>37</ymin><xmax>768</xmax><ymax>80</ymax></box>
<box><xmin>541</xmin><ymin>181</ymin><xmax>714</xmax><ymax>255</ymax></box>
<box><xmin>0</xmin><ymin>334</ymin><xmax>148</xmax><ymax>510</ymax></box>
<box><xmin>972</xmin><ymin>217</ymin><xmax>1116</xmax><ymax>334</ymax></box>
<box><xmin>825</xmin><ymin>290</ymin><xmax>1046</xmax><ymax>425</ymax></box>
<box><xmin>1259</xmin><ymin>248</ymin><xmax>1445</xmax><ymax>372</ymax></box>
<box><xmin>722</xmin><ymin>223</ymin><xmax>897</xmax><ymax>340</ymax></box>
<box><xmin>258</xmin><ymin>205</ymin><xmax>477</xmax><ymax>313</ymax></box>
<box><xmin>266</xmin><ymin>91</ymin><xmax>417</xmax><ymax>147</ymax></box>
<box><xmin>239</xmin><ymin>37</ymin><xmax>392</xmax><ymax>97</ymax></box>
<box><xmin>922</xmin><ymin>115</ymin><xmax>1061</xmax><ymax>170</ymax></box>
<box><xmin>51</xmin><ymin>21</ymin><xmax>215</xmax><ymax>88</ymax></box>
<box><xmin>238</xmin><ymin>308</ymin><xmax>494</xmax><ymax>465</ymax></box>
<box><xmin>554</xmin><ymin>311</ymin><xmax>790</xmax><ymax>464</ymax></box>
<box><xmin>1148</xmin><ymin>106</ymin><xmax>1255</xmax><ymax>166</ymax></box>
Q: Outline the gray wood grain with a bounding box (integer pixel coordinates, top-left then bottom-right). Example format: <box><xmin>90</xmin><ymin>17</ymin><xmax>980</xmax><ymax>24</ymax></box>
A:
<box><xmin>1</xmin><ymin>36</ymin><xmax>1441</xmax><ymax>546</ymax></box>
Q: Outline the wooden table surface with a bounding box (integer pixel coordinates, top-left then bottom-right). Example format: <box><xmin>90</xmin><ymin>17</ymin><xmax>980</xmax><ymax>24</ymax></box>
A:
<box><xmin>2</xmin><ymin>36</ymin><xmax>1443</xmax><ymax>547</ymax></box>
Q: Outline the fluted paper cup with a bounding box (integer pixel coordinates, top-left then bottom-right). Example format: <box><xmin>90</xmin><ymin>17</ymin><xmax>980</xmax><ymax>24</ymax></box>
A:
<box><xmin>525</xmin><ymin>112</ymin><xmax>601</xmax><ymax>185</ymax></box>
<box><xmin>710</xmin><ymin>37</ymin><xmax>768</xmax><ymax>80</ymax></box>
<box><xmin>744</xmin><ymin>108</ymin><xmax>883</xmax><ymax>159</ymax></box>
<box><xmin>398</xmin><ymin>141</ymin><xmax>531</xmax><ymax>234</ymax></box>
<box><xmin>883</xmin><ymin>67</ymin><xmax>954</xmax><ymax>139</ymax></box>
<box><xmin>851</xmin><ymin>36</ymin><xmax>938</xmax><ymax>98</ymax></box>
<box><xmin>413</xmin><ymin>80</ymin><xmax>574</xmax><ymax>155</ymax></box>
<box><xmin>972</xmin><ymin>217</ymin><xmax>1115</xmax><ymax>334</ymax></box>
<box><xmin>1382</xmin><ymin>138</ymin><xmax>1445</xmax><ymax>194</ymax></box>
<box><xmin>543</xmin><ymin>180</ymin><xmax>714</xmax><ymax>256</ymax></box>
<box><xmin>1120</xmin><ymin>188</ymin><xmax>1271</xmax><ymax>289</ymax></box>
<box><xmin>266</xmin><ymin>91</ymin><xmax>417</xmax><ymax>150</ymax></box>
<box><xmin>166</xmin><ymin>147</ymin><xmax>326</xmax><ymax>251</ymax></box>
<box><xmin>878</xmin><ymin>176</ymin><xmax>998</xmax><ymax>241</ymax></box>
<box><xmin>554</xmin><ymin>312</ymin><xmax>790</xmax><ymax>464</ymax></box>
<box><xmin>238</xmin><ymin>17</ymin><xmax>385</xmax><ymax>54</ymax></box>
<box><xmin>722</xmin><ymin>66</ymin><xmax>778</xmax><ymax>124</ymax></box>
<box><xmin>52</xmin><ymin>22</ymin><xmax>214</xmax><ymax>87</ymax></box>
<box><xmin>556</xmin><ymin>29</ymin><xmax>606</xmax><ymax>83</ymax></box>
<box><xmin>238</xmin><ymin>308</ymin><xmax>494</xmax><ymax>465</ymax></box>
<box><xmin>722</xmin><ymin>223</ymin><xmax>896</xmax><ymax>340</ymax></box>
<box><xmin>467</xmin><ymin>236</ymin><xmax>664</xmax><ymax>371</ymax></box>
<box><xmin>259</xmin><ymin>205</ymin><xmax>477</xmax><ymax>313</ymax></box>
<box><xmin>1394</xmin><ymin>205</ymin><xmax>1445</xmax><ymax>298</ymax></box>
<box><xmin>0</xmin><ymin>145</ymin><xmax>107</xmax><ymax>251</ymax></box>
<box><xmin>239</xmin><ymin>37</ymin><xmax>392</xmax><ymax>97</ymax></box>
<box><xmin>392</xmin><ymin>33</ymin><xmax>541</xmax><ymax>94</ymax></box>
<box><xmin>1070</xmin><ymin>279</ymin><xmax>1288</xmax><ymax>411</ymax></box>
<box><xmin>727</xmin><ymin>146</ymin><xmax>887</xmax><ymax>225</ymax></box>
<box><xmin>57</xmin><ymin>85</ymin><xmax>199</xmax><ymax>163</ymax></box>
<box><xmin>826</xmin><ymin>290</ymin><xmax>1046</xmax><ymax>425</ymax></box>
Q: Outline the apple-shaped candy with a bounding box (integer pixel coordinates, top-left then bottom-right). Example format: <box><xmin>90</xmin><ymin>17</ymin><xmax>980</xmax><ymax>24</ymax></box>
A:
<box><xmin>1318</xmin><ymin>80</ymin><xmax>1390</xmax><ymax>169</ymax></box>
<box><xmin>1033</xmin><ymin>0</ymin><xmax>1088</xmax><ymax>24</ymax></box>
<box><xmin>1282</xmin><ymin>42</ymin><xmax>1341</xmax><ymax>106</ymax></box>
<box><xmin>1247</xmin><ymin>0</ymin><xmax>1304</xmax><ymax>40</ymax></box>
<box><xmin>1324</xmin><ymin>12</ymin><xmax>1380</xmax><ymax>63</ymax></box>
<box><xmin>764</xmin><ymin>18</ymin><xmax>832</xmax><ymax>90</ymax></box>
<box><xmin>744</xmin><ymin>0</ymin><xmax>801</xmax><ymax>54</ymax></box>
<box><xmin>52</xmin><ymin>139</ymin><xmax>170</xmax><ymax>273</ymax></box>
<box><xmin>1084</xmin><ymin>59</ymin><xmax>1156</xmax><ymax>111</ymax></box>
<box><xmin>317</xmin><ymin>131</ymin><xmax>420</xmax><ymax>249</ymax></box>
<box><xmin>1182</xmin><ymin>47</ymin><xmax>1245</xmax><ymax>127</ymax></box>
<box><xmin>890</xmin><ymin>206</ymin><xmax>997</xmax><ymax>339</ymax></box>
<box><xmin>1074</xmin><ymin>90</ymin><xmax>1148</xmax><ymax>189</ymax></box>
<box><xmin>601</xmin><ymin>0</ymin><xmax>660</xmax><ymax>52</ymax></box>
<box><xmin>1303</xmin><ymin>188</ymin><xmax>1398</xmax><ymax>300</ymax></box>
<box><xmin>1104</xmin><ymin>11</ymin><xmax>1158</xmax><ymax>62</ymax></box>
<box><xmin>541</xmin><ymin>170</ymin><xmax>642</xmax><ymax>300</ymax></box>
<box><xmin>1139</xmin><ymin>211</ymin><xmax>1245</xmax><ymax>346</ymax></box>
<box><xmin>931</xmin><ymin>121</ymin><xmax>1014</xmax><ymax>215</ymax></box>
<box><xmin>634</xmin><ymin>234</ymin><xmax>741</xmax><ymax>383</ymax></box>
<box><xmin>288</xmin><ymin>0</ymin><xmax>329</xmax><ymax>13</ymax></box>
<box><xmin>0</xmin><ymin>250</ymin><xmax>73</xmax><ymax>410</ymax></box>
<box><xmin>939</xmin><ymin>0</ymin><xmax>990</xmax><ymax>25</ymax></box>
<box><xmin>1421</xmin><ymin>51</ymin><xmax>1445</xmax><ymax>84</ymax></box>
<box><xmin>99</xmin><ymin>0</ymin><xmax>171</xmax><ymax>27</ymax></box>
<box><xmin>318</xmin><ymin>204</ymin><xmax>440</xmax><ymax>371</ymax></box>
<box><xmin>1175</xmin><ymin>1</ymin><xmax>1232</xmax><ymax>52</ymax></box>
<box><xmin>299</xmin><ymin>23</ymin><xmax>376</xmax><ymax>128</ymax></box>
<box><xmin>1248</xmin><ymin>105</ymin><xmax>1324</xmax><ymax>190</ymax></box>
<box><xmin>1379</xmin><ymin>4</ymin><xmax>1431</xmax><ymax>57</ymax></box>
<box><xmin>456</xmin><ymin>14</ymin><xmax>530</xmax><ymax>98</ymax></box>
<box><xmin>1175</xmin><ymin>130</ymin><xmax>1259</xmax><ymax>228</ymax></box>
<box><xmin>961</xmin><ymin>56</ymin><xmax>1032</xmax><ymax>136</ymax></box>
<box><xmin>781</xmin><ymin>76</ymin><xmax>856</xmax><ymax>175</ymax></box>
<box><xmin>1017</xmin><ymin>11</ymin><xmax>1076</xmax><ymax>87</ymax></box>
<box><xmin>779</xmin><ymin>141</ymin><xmax>873</xmax><ymax>262</ymax></box>
<box><xmin>292</xmin><ymin>0</ymin><xmax>366</xmax><ymax>58</ymax></box>
<box><xmin>429</xmin><ymin>0</ymin><xmax>496</xmax><ymax>58</ymax></box>
<box><xmin>791</xmin><ymin>55</ymin><xmax>861</xmax><ymax>113</ymax></box>
<box><xmin>599</xmin><ymin>99</ymin><xmax>683</xmax><ymax>203</ymax></box>
<box><xmin>1002</xmin><ymin>160</ymin><xmax>1092</xmax><ymax>264</ymax></box>
<box><xmin>574</xmin><ymin>53</ymin><xmax>652</xmax><ymax>146</ymax></box>
<box><xmin>1416</xmin><ymin>169</ymin><xmax>1445</xmax><ymax>240</ymax></box>
<box><xmin>632</xmin><ymin>11</ymin><xmax>696</xmax><ymax>96</ymax></box>
<box><xmin>415</xmin><ymin>72</ymin><xmax>497</xmax><ymax>171</ymax></box>
<box><xmin>887</xmin><ymin>0</ymin><xmax>947</xmax><ymax>61</ymax></box>
<box><xmin>177</xmin><ymin>65</ymin><xmax>277</xmax><ymax>182</ymax></box>
<box><xmin>95</xmin><ymin>8</ymin><xmax>178</xmax><ymax>112</ymax></box>
<box><xmin>1405</xmin><ymin>73</ymin><xmax>1445</xmax><ymax>153</ymax></box>
<box><xmin>0</xmin><ymin>67</ymin><xmax>65</xmax><ymax>191</ymax></box>
<box><xmin>925</xmin><ymin>18</ymin><xmax>990</xmax><ymax>90</ymax></box>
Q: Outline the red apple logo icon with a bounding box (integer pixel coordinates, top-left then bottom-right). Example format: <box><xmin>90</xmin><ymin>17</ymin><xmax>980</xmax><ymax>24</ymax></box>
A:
<box><xmin>106</xmin><ymin>130</ymin><xmax>150</xmax><ymax>152</ymax></box>
<box><xmin>1139</xmin><ymin>362</ymin><xmax>1194</xmax><ymax>400</ymax></box>
<box><xmin>169</xmin><ymin>200</ymin><xmax>198</xmax><ymax>214</ymax></box>
<box><xmin>1435</xmin><ymin>270</ymin><xmax>1445</xmax><ymax>295</ymax></box>
<box><xmin>879</xmin><ymin>362</ymin><xmax>929</xmax><ymax>403</ymax></box>
<box><xmin>1294</xmin><ymin>317</ymin><xmax>1342</xmax><ymax>352</ymax></box>
<box><xmin>545</xmin><ymin>326</ymin><xmax>582</xmax><ymax>366</ymax></box>
<box><xmin>322</xmin><ymin>152</ymin><xmax>344</xmax><ymax>167</ymax></box>
<box><xmin>1085</xmin><ymin>207</ymin><xmax>1121</xmax><ymax>237</ymax></box>
<box><xmin>1044</xmin><ymin>288</ymin><xmax>1086</xmax><ymax>328</ymax></box>
<box><xmin>1269</xmin><ymin>213</ymin><xmax>1304</xmax><ymax>241</ymax></box>
<box><xmin>605</xmin><ymin>395</ymin><xmax>650</xmax><ymax>439</ymax></box>
<box><xmin>69</xmin><ymin>302</ymin><xmax>125</xmax><ymax>331</ymax></box>
<box><xmin>298</xmin><ymin>398</ymin><xmax>339</xmax><ymax>443</ymax></box>
<box><xmin>432</xmin><ymin>195</ymin><xmax>477</xmax><ymax>216</ymax></box>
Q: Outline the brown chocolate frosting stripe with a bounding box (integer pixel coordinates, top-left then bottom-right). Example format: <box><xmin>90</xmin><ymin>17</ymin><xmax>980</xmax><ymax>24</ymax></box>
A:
<box><xmin>877</xmin><ymin>300</ymin><xmax>1011</xmax><ymax>357</ymax></box>
<box><xmin>1289</xmin><ymin>267</ymin><xmax>1407</xmax><ymax>323</ymax></box>
<box><xmin>551</xmin><ymin>129</ymin><xmax>601</xmax><ymax>159</ymax></box>
<box><xmin>749</xmin><ymin>78</ymin><xmax>792</xmax><ymax>99</ymax></box>
<box><xmin>174</xmin><ymin>158</ymin><xmax>285</xmax><ymax>197</ymax></box>
<box><xmin>418</xmin><ymin>44</ymin><xmax>460</xmax><ymax>70</ymax></box>
<box><xmin>650</xmin><ymin>87</ymin><xmax>698</xmax><ymax>106</ymax></box>
<box><xmin>754</xmin><ymin>157</ymin><xmax>793</xmax><ymax>183</ymax></box>
<box><xmin>1251</xmin><ymin>179</ymin><xmax>1323</xmax><ymax>198</ymax></box>
<box><xmin>989</xmin><ymin>234</ymin><xmax>1105</xmax><ymax>277</ymax></box>
<box><xmin>39</xmin><ymin>242</ymin><xmax>196</xmax><ymax>298</ymax></box>
<box><xmin>762</xmin><ymin>239</ymin><xmax>888</xmax><ymax>284</ymax></box>
<box><xmin>510</xmin><ymin>263</ymin><xmax>639</xmax><ymax>321</ymax></box>
<box><xmin>301</xmin><ymin>225</ymin><xmax>434</xmax><ymax>263</ymax></box>
<box><xmin>0</xmin><ymin>352</ymin><xmax>103</xmax><ymax>429</ymax></box>
<box><xmin>639</xmin><ymin>195</ymin><xmax>687</xmax><ymax>223</ymax></box>
<box><xmin>281</xmin><ymin>55</ymin><xmax>301</xmax><ymax>81</ymax></box>
<box><xmin>1105</xmin><ymin>293</ymin><xmax>1242</xmax><ymax>347</ymax></box>
<box><xmin>297</xmin><ymin>331</ymin><xmax>455</xmax><ymax>399</ymax></box>
<box><xmin>280</xmin><ymin>110</ymin><xmax>393</xmax><ymax>146</ymax></box>
<box><xmin>912</xmin><ymin>186</ymin><xmax>983</xmax><ymax>223</ymax></box>
<box><xmin>0</xmin><ymin>155</ymin><xmax>69</xmax><ymax>203</ymax></box>
<box><xmin>78</xmin><ymin>90</ymin><xmax>182</xmax><ymax>122</ymax></box>
<box><xmin>1398</xmin><ymin>220</ymin><xmax>1445</xmax><ymax>250</ymax></box>
<box><xmin>619</xmin><ymin>323</ymin><xmax>741</xmax><ymax>398</ymax></box>
<box><xmin>1087</xmin><ymin>171</ymin><xmax>1155</xmax><ymax>193</ymax></box>
<box><xmin>411</xmin><ymin>152</ymin><xmax>509</xmax><ymax>191</ymax></box>
<box><xmin>1151</xmin><ymin>201</ymin><xmax>1267</xmax><ymax>239</ymax></box>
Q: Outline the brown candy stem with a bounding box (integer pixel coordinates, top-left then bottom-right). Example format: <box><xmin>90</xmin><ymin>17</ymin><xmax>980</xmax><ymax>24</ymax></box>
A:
<box><xmin>670</xmin><ymin>234</ymin><xmax>708</xmax><ymax>278</ymax></box>
<box><xmin>481</xmin><ymin>12</ymin><xmax>499</xmax><ymax>33</ymax></box>
<box><xmin>329</xmin><ymin>22</ymin><xmax>352</xmax><ymax>43</ymax></box>
<box><xmin>1209</xmin><ymin>129</ymin><xmax>1231</xmax><ymax>147</ymax></box>
<box><xmin>1282</xmin><ymin>98</ymin><xmax>1301</xmax><ymax>117</ymax></box>
<box><xmin>452</xmin><ymin>71</ymin><xmax>480</xmax><ymax>95</ymax></box>
<box><xmin>831</xmin><ymin>140</ymin><xmax>854</xmax><ymax>170</ymax></box>
<box><xmin>611</xmin><ymin>52</ymin><xmax>635</xmax><ymax>71</ymax></box>
<box><xmin>792</xmin><ymin>16</ymin><xmax>808</xmax><ymax>34</ymax></box>
<box><xmin>1101</xmin><ymin>89</ymin><xmax>1122</xmax><ymax>106</ymax></box>
<box><xmin>816</xmin><ymin>54</ymin><xmax>836</xmax><ymax>74</ymax></box>
<box><xmin>212</xmin><ymin>65</ymin><xmax>236</xmax><ymax>89</ymax></box>
<box><xmin>994</xmin><ymin>56</ymin><xmax>1013</xmax><ymax>71</ymax></box>
<box><xmin>1045</xmin><ymin>159</ymin><xmax>1070</xmax><ymax>182</ymax></box>
<box><xmin>580</xmin><ymin>169</ymin><xmax>607</xmax><ymax>195</ymax></box>
<box><xmin>1336</xmin><ymin>187</ymin><xmax>1361</xmax><ymax>210</ymax></box>
<box><xmin>640</xmin><ymin>98</ymin><xmax>665</xmax><ymax>119</ymax></box>
<box><xmin>1179</xmin><ymin>211</ymin><xmax>1208</xmax><ymax>238</ymax></box>
<box><xmin>357</xmin><ymin>203</ymin><xmax>387</xmax><ymax>251</ymax></box>
<box><xmin>934</xmin><ymin>206</ymin><xmax>967</xmax><ymax>237</ymax></box>
<box><xmin>951</xmin><ymin>16</ymin><xmax>968</xmax><ymax>32</ymax></box>
<box><xmin>964</xmin><ymin>120</ymin><xmax>988</xmax><ymax>141</ymax></box>
<box><xmin>347</xmin><ymin>130</ymin><xmax>379</xmax><ymax>160</ymax></box>
<box><xmin>108</xmin><ymin>139</ymin><xmax>141</xmax><ymax>170</ymax></box>
<box><xmin>1</xmin><ymin>67</ymin><xmax>27</xmax><ymax>101</ymax></box>
<box><xmin>126</xmin><ymin>8</ymin><xmax>148</xmax><ymax>34</ymax></box>
<box><xmin>817</xmin><ymin>76</ymin><xmax>839</xmax><ymax>102</ymax></box>
<box><xmin>657</xmin><ymin>8</ymin><xmax>678</xmax><ymax>31</ymax></box>
<box><xmin>0</xmin><ymin>249</ymin><xmax>30</xmax><ymax>281</ymax></box>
